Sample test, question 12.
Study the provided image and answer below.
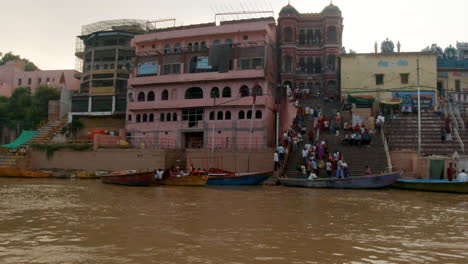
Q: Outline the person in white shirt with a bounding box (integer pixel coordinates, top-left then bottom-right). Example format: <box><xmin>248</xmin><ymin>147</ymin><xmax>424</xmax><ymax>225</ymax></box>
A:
<box><xmin>274</xmin><ymin>151</ymin><xmax>280</xmax><ymax>171</ymax></box>
<box><xmin>457</xmin><ymin>169</ymin><xmax>468</xmax><ymax>182</ymax></box>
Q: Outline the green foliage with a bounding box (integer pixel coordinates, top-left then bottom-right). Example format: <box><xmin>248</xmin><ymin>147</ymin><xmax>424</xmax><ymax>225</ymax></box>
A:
<box><xmin>31</xmin><ymin>142</ymin><xmax>93</xmax><ymax>160</ymax></box>
<box><xmin>0</xmin><ymin>52</ymin><xmax>39</xmax><ymax>71</ymax></box>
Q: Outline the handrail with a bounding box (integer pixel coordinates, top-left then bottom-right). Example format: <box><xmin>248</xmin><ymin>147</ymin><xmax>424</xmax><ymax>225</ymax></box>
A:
<box><xmin>453</xmin><ymin>127</ymin><xmax>464</xmax><ymax>154</ymax></box>
<box><xmin>452</xmin><ymin>102</ymin><xmax>465</xmax><ymax>132</ymax></box>
<box><xmin>381</xmin><ymin>127</ymin><xmax>393</xmax><ymax>172</ymax></box>
<box><xmin>444</xmin><ymin>100</ymin><xmax>464</xmax><ymax>153</ymax></box>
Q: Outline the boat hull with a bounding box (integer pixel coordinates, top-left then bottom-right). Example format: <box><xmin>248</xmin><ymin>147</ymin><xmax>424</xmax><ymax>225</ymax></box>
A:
<box><xmin>393</xmin><ymin>179</ymin><xmax>468</xmax><ymax>193</ymax></box>
<box><xmin>280</xmin><ymin>171</ymin><xmax>402</xmax><ymax>189</ymax></box>
<box><xmin>100</xmin><ymin>171</ymin><xmax>154</xmax><ymax>186</ymax></box>
<box><xmin>207</xmin><ymin>171</ymin><xmax>272</xmax><ymax>185</ymax></box>
<box><xmin>0</xmin><ymin>168</ymin><xmax>53</xmax><ymax>178</ymax></box>
<box><xmin>153</xmin><ymin>174</ymin><xmax>208</xmax><ymax>186</ymax></box>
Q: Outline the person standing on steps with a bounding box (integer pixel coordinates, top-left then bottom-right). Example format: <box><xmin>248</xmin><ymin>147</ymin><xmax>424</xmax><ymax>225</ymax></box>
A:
<box><xmin>276</xmin><ymin>145</ymin><xmax>285</xmax><ymax>165</ymax></box>
<box><xmin>274</xmin><ymin>151</ymin><xmax>279</xmax><ymax>171</ymax></box>
<box><xmin>447</xmin><ymin>163</ymin><xmax>456</xmax><ymax>181</ymax></box>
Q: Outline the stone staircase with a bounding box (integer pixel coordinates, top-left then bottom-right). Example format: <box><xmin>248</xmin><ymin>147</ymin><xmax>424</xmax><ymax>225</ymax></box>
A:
<box><xmin>387</xmin><ymin>113</ymin><xmax>463</xmax><ymax>156</ymax></box>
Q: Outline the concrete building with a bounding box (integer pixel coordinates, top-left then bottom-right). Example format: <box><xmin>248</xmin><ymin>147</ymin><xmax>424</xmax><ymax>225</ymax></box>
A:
<box><xmin>341</xmin><ymin>43</ymin><xmax>438</xmax><ymax>111</ymax></box>
<box><xmin>0</xmin><ymin>60</ymin><xmax>79</xmax><ymax>97</ymax></box>
<box><xmin>436</xmin><ymin>43</ymin><xmax>468</xmax><ymax>97</ymax></box>
<box><xmin>126</xmin><ymin>17</ymin><xmax>277</xmax><ymax>149</ymax></box>
<box><xmin>278</xmin><ymin>3</ymin><xmax>343</xmax><ymax>98</ymax></box>
<box><xmin>70</xmin><ymin>19</ymin><xmax>148</xmax><ymax>131</ymax></box>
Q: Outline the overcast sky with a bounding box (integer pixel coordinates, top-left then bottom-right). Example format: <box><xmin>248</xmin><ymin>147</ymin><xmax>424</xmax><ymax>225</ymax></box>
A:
<box><xmin>0</xmin><ymin>0</ymin><xmax>466</xmax><ymax>70</ymax></box>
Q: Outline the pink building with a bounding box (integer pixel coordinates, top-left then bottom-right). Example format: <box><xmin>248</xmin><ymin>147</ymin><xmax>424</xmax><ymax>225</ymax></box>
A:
<box><xmin>126</xmin><ymin>17</ymin><xmax>278</xmax><ymax>149</ymax></box>
<box><xmin>0</xmin><ymin>60</ymin><xmax>79</xmax><ymax>97</ymax></box>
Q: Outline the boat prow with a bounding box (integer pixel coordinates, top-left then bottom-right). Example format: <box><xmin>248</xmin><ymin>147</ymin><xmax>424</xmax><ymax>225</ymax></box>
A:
<box><xmin>392</xmin><ymin>179</ymin><xmax>468</xmax><ymax>193</ymax></box>
<box><xmin>100</xmin><ymin>170</ymin><xmax>154</xmax><ymax>186</ymax></box>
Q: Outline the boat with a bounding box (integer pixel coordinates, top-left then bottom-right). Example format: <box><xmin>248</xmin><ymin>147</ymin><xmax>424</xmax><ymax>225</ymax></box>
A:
<box><xmin>392</xmin><ymin>179</ymin><xmax>468</xmax><ymax>193</ymax></box>
<box><xmin>76</xmin><ymin>171</ymin><xmax>99</xmax><ymax>179</ymax></box>
<box><xmin>280</xmin><ymin>171</ymin><xmax>402</xmax><ymax>189</ymax></box>
<box><xmin>100</xmin><ymin>170</ymin><xmax>154</xmax><ymax>186</ymax></box>
<box><xmin>0</xmin><ymin>168</ymin><xmax>53</xmax><ymax>178</ymax></box>
<box><xmin>207</xmin><ymin>168</ymin><xmax>272</xmax><ymax>185</ymax></box>
<box><xmin>153</xmin><ymin>171</ymin><xmax>208</xmax><ymax>186</ymax></box>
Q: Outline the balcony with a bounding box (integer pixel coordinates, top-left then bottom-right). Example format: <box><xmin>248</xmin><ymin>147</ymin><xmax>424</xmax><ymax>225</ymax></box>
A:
<box><xmin>90</xmin><ymin>86</ymin><xmax>114</xmax><ymax>96</ymax></box>
<box><xmin>129</xmin><ymin>69</ymin><xmax>266</xmax><ymax>86</ymax></box>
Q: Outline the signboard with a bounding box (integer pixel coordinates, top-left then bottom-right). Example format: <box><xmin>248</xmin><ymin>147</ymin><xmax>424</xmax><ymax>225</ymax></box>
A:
<box><xmin>392</xmin><ymin>91</ymin><xmax>435</xmax><ymax>110</ymax></box>
<box><xmin>137</xmin><ymin>62</ymin><xmax>158</xmax><ymax>76</ymax></box>
<box><xmin>196</xmin><ymin>56</ymin><xmax>212</xmax><ymax>69</ymax></box>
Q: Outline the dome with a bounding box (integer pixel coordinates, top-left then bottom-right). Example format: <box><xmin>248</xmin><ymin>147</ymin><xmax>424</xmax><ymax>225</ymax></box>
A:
<box><xmin>322</xmin><ymin>3</ymin><xmax>341</xmax><ymax>14</ymax></box>
<box><xmin>279</xmin><ymin>4</ymin><xmax>299</xmax><ymax>14</ymax></box>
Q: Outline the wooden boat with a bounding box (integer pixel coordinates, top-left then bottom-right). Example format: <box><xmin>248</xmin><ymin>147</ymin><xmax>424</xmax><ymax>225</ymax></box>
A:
<box><xmin>100</xmin><ymin>170</ymin><xmax>154</xmax><ymax>186</ymax></box>
<box><xmin>153</xmin><ymin>171</ymin><xmax>208</xmax><ymax>186</ymax></box>
<box><xmin>280</xmin><ymin>171</ymin><xmax>402</xmax><ymax>189</ymax></box>
<box><xmin>392</xmin><ymin>179</ymin><xmax>468</xmax><ymax>193</ymax></box>
<box><xmin>0</xmin><ymin>167</ymin><xmax>53</xmax><ymax>178</ymax></box>
<box><xmin>76</xmin><ymin>171</ymin><xmax>99</xmax><ymax>179</ymax></box>
<box><xmin>207</xmin><ymin>168</ymin><xmax>272</xmax><ymax>185</ymax></box>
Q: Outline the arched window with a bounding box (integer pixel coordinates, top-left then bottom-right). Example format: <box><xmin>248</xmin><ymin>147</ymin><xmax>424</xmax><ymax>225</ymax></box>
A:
<box><xmin>194</xmin><ymin>42</ymin><xmax>199</xmax><ymax>51</ymax></box>
<box><xmin>174</xmin><ymin>43</ymin><xmax>181</xmax><ymax>53</ymax></box>
<box><xmin>210</xmin><ymin>87</ymin><xmax>220</xmax><ymax>98</ymax></box>
<box><xmin>143</xmin><ymin>114</ymin><xmax>148</xmax><ymax>122</ymax></box>
<box><xmin>327</xmin><ymin>80</ymin><xmax>337</xmax><ymax>92</ymax></box>
<box><xmin>238</xmin><ymin>111</ymin><xmax>245</xmax><ymax>119</ymax></box>
<box><xmin>225</xmin><ymin>111</ymin><xmax>231</xmax><ymax>120</ymax></box>
<box><xmin>149</xmin><ymin>114</ymin><xmax>154</xmax><ymax>122</ymax></box>
<box><xmin>166</xmin><ymin>113</ymin><xmax>171</xmax><ymax>121</ymax></box>
<box><xmin>327</xmin><ymin>55</ymin><xmax>336</xmax><ymax>71</ymax></box>
<box><xmin>307</xmin><ymin>82</ymin><xmax>313</xmax><ymax>90</ymax></box>
<box><xmin>137</xmin><ymin>92</ymin><xmax>145</xmax><ymax>102</ymax></box>
<box><xmin>201</xmin><ymin>41</ymin><xmax>207</xmax><ymax>50</ymax></box>
<box><xmin>306</xmin><ymin>29</ymin><xmax>313</xmax><ymax>44</ymax></box>
<box><xmin>187</xmin><ymin>43</ymin><xmax>193</xmax><ymax>52</ymax></box>
<box><xmin>253</xmin><ymin>85</ymin><xmax>263</xmax><ymax>96</ymax></box>
<box><xmin>283</xmin><ymin>80</ymin><xmax>293</xmax><ymax>89</ymax></box>
<box><xmin>147</xmin><ymin>91</ymin><xmax>155</xmax><ymax>101</ymax></box>
<box><xmin>222</xmin><ymin>87</ymin><xmax>231</xmax><ymax>98</ymax></box>
<box><xmin>240</xmin><ymin>85</ymin><xmax>250</xmax><ymax>97</ymax></box>
<box><xmin>209</xmin><ymin>111</ymin><xmax>215</xmax><ymax>120</ymax></box>
<box><xmin>255</xmin><ymin>110</ymin><xmax>262</xmax><ymax>119</ymax></box>
<box><xmin>284</xmin><ymin>55</ymin><xmax>293</xmax><ymax>72</ymax></box>
<box><xmin>284</xmin><ymin>27</ymin><xmax>293</xmax><ymax>43</ymax></box>
<box><xmin>327</xmin><ymin>27</ymin><xmax>337</xmax><ymax>42</ymax></box>
<box><xmin>161</xmin><ymin>90</ymin><xmax>169</xmax><ymax>100</ymax></box>
<box><xmin>213</xmin><ymin>39</ymin><xmax>221</xmax><ymax>45</ymax></box>
<box><xmin>128</xmin><ymin>114</ymin><xmax>132</xmax><ymax>121</ymax></box>
<box><xmin>173</xmin><ymin>113</ymin><xmax>177</xmax><ymax>121</ymax></box>
<box><xmin>136</xmin><ymin>114</ymin><xmax>141</xmax><ymax>123</ymax></box>
<box><xmin>225</xmin><ymin>38</ymin><xmax>233</xmax><ymax>47</ymax></box>
<box><xmin>299</xmin><ymin>82</ymin><xmax>305</xmax><ymax>90</ymax></box>
<box><xmin>160</xmin><ymin>113</ymin><xmax>165</xmax><ymax>122</ymax></box>
<box><xmin>164</xmin><ymin>44</ymin><xmax>171</xmax><ymax>54</ymax></box>
<box><xmin>185</xmin><ymin>87</ymin><xmax>204</xmax><ymax>99</ymax></box>
<box><xmin>217</xmin><ymin>111</ymin><xmax>224</xmax><ymax>120</ymax></box>
<box><xmin>315</xmin><ymin>30</ymin><xmax>322</xmax><ymax>44</ymax></box>
<box><xmin>247</xmin><ymin>110</ymin><xmax>253</xmax><ymax>119</ymax></box>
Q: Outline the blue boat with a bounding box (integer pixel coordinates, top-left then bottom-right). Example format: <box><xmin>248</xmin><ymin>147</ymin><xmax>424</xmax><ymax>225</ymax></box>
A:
<box><xmin>207</xmin><ymin>170</ymin><xmax>272</xmax><ymax>185</ymax></box>
<box><xmin>392</xmin><ymin>179</ymin><xmax>468</xmax><ymax>193</ymax></box>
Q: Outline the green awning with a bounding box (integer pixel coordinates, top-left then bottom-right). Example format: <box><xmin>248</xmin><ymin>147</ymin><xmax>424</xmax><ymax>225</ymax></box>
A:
<box><xmin>348</xmin><ymin>94</ymin><xmax>375</xmax><ymax>105</ymax></box>
<box><xmin>1</xmin><ymin>130</ymin><xmax>39</xmax><ymax>148</ymax></box>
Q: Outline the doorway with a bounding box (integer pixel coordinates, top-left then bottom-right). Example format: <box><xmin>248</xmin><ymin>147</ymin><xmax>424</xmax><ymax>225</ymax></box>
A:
<box><xmin>184</xmin><ymin>132</ymin><xmax>204</xmax><ymax>148</ymax></box>
<box><xmin>429</xmin><ymin>160</ymin><xmax>445</xmax><ymax>179</ymax></box>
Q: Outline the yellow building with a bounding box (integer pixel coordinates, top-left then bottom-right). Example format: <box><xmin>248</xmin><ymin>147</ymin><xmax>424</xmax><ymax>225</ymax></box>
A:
<box><xmin>341</xmin><ymin>52</ymin><xmax>438</xmax><ymax>111</ymax></box>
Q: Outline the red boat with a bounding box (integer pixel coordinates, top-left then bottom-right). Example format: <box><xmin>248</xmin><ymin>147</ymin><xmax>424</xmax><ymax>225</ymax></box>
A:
<box><xmin>100</xmin><ymin>170</ymin><xmax>154</xmax><ymax>186</ymax></box>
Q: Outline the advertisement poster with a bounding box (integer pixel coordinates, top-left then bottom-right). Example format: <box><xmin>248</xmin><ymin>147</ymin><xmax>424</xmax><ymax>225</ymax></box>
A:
<box><xmin>196</xmin><ymin>56</ymin><xmax>212</xmax><ymax>69</ymax></box>
<box><xmin>392</xmin><ymin>91</ymin><xmax>435</xmax><ymax>110</ymax></box>
<box><xmin>137</xmin><ymin>62</ymin><xmax>158</xmax><ymax>76</ymax></box>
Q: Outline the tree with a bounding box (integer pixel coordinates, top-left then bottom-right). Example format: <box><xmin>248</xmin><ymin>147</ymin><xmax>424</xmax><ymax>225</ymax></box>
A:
<box><xmin>0</xmin><ymin>52</ymin><xmax>39</xmax><ymax>71</ymax></box>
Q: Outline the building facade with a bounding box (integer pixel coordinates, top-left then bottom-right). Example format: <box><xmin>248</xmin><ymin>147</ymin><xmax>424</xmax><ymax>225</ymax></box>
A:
<box><xmin>126</xmin><ymin>17</ymin><xmax>277</xmax><ymax>149</ymax></box>
<box><xmin>278</xmin><ymin>3</ymin><xmax>343</xmax><ymax>98</ymax></box>
<box><xmin>0</xmin><ymin>60</ymin><xmax>79</xmax><ymax>98</ymax></box>
<box><xmin>435</xmin><ymin>43</ymin><xmax>468</xmax><ymax>97</ymax></box>
<box><xmin>341</xmin><ymin>48</ymin><xmax>438</xmax><ymax>111</ymax></box>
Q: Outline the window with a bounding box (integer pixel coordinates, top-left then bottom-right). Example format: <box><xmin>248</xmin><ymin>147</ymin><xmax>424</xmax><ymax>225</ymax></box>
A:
<box><xmin>147</xmin><ymin>91</ymin><xmax>155</xmax><ymax>101</ymax></box>
<box><xmin>240</xmin><ymin>59</ymin><xmax>250</xmax><ymax>70</ymax></box>
<box><xmin>209</xmin><ymin>111</ymin><xmax>215</xmax><ymax>120</ymax></box>
<box><xmin>137</xmin><ymin>92</ymin><xmax>145</xmax><ymax>102</ymax></box>
<box><xmin>160</xmin><ymin>113</ymin><xmax>165</xmax><ymax>122</ymax></box>
<box><xmin>46</xmin><ymin>77</ymin><xmax>50</xmax><ymax>83</ymax></box>
<box><xmin>128</xmin><ymin>114</ymin><xmax>132</xmax><ymax>121</ymax></box>
<box><xmin>238</xmin><ymin>111</ymin><xmax>245</xmax><ymax>119</ymax></box>
<box><xmin>161</xmin><ymin>90</ymin><xmax>169</xmax><ymax>100</ymax></box>
<box><xmin>173</xmin><ymin>113</ymin><xmax>177</xmax><ymax>121</ymax></box>
<box><xmin>38</xmin><ymin>78</ymin><xmax>42</xmax><ymax>84</ymax></box>
<box><xmin>253</xmin><ymin>85</ymin><xmax>263</xmax><ymax>96</ymax></box>
<box><xmin>182</xmin><ymin>108</ymin><xmax>204</xmax><ymax>127</ymax></box>
<box><xmin>163</xmin><ymin>65</ymin><xmax>171</xmax><ymax>75</ymax></box>
<box><xmin>152</xmin><ymin>44</ymin><xmax>156</xmax><ymax>49</ymax></box>
<box><xmin>252</xmin><ymin>58</ymin><xmax>263</xmax><ymax>69</ymax></box>
<box><xmin>27</xmin><ymin>78</ymin><xmax>31</xmax><ymax>85</ymax></box>
<box><xmin>185</xmin><ymin>87</ymin><xmax>204</xmax><ymax>99</ymax></box>
<box><xmin>299</xmin><ymin>82</ymin><xmax>305</xmax><ymax>90</ymax></box>
<box><xmin>327</xmin><ymin>26</ymin><xmax>337</xmax><ymax>41</ymax></box>
<box><xmin>243</xmin><ymin>35</ymin><xmax>249</xmax><ymax>40</ymax></box>
<box><xmin>299</xmin><ymin>30</ymin><xmax>305</xmax><ymax>44</ymax></box>
<box><xmin>166</xmin><ymin>113</ymin><xmax>171</xmax><ymax>122</ymax></box>
<box><xmin>400</xmin><ymin>73</ymin><xmax>409</xmax><ymax>84</ymax></box>
<box><xmin>210</xmin><ymin>87</ymin><xmax>220</xmax><ymax>98</ymax></box>
<box><xmin>247</xmin><ymin>110</ymin><xmax>253</xmax><ymax>119</ymax></box>
<box><xmin>136</xmin><ymin>114</ymin><xmax>141</xmax><ymax>123</ymax></box>
<box><xmin>284</xmin><ymin>27</ymin><xmax>293</xmax><ymax>42</ymax></box>
<box><xmin>143</xmin><ymin>114</ymin><xmax>148</xmax><ymax>122</ymax></box>
<box><xmin>201</xmin><ymin>41</ymin><xmax>207</xmax><ymax>50</ymax></box>
<box><xmin>255</xmin><ymin>110</ymin><xmax>262</xmax><ymax>119</ymax></box>
<box><xmin>171</xmin><ymin>64</ymin><xmax>181</xmax><ymax>74</ymax></box>
<box><xmin>213</xmin><ymin>39</ymin><xmax>221</xmax><ymax>45</ymax></box>
<box><xmin>174</xmin><ymin>43</ymin><xmax>182</xmax><ymax>53</ymax></box>
<box><xmin>375</xmin><ymin>74</ymin><xmax>384</xmax><ymax>85</ymax></box>
<box><xmin>240</xmin><ymin>85</ymin><xmax>250</xmax><ymax>97</ymax></box>
<box><xmin>455</xmin><ymin>80</ymin><xmax>461</xmax><ymax>92</ymax></box>
<box><xmin>225</xmin><ymin>111</ymin><xmax>231</xmax><ymax>120</ymax></box>
<box><xmin>188</xmin><ymin>43</ymin><xmax>193</xmax><ymax>52</ymax></box>
<box><xmin>18</xmin><ymin>79</ymin><xmax>22</xmax><ymax>86</ymax></box>
<box><xmin>149</xmin><ymin>114</ymin><xmax>154</xmax><ymax>122</ymax></box>
<box><xmin>225</xmin><ymin>39</ymin><xmax>233</xmax><ymax>47</ymax></box>
<box><xmin>164</xmin><ymin>44</ymin><xmax>171</xmax><ymax>54</ymax></box>
<box><xmin>217</xmin><ymin>111</ymin><xmax>224</xmax><ymax>120</ymax></box>
<box><xmin>222</xmin><ymin>87</ymin><xmax>231</xmax><ymax>98</ymax></box>
<box><xmin>327</xmin><ymin>55</ymin><xmax>336</xmax><ymax>71</ymax></box>
<box><xmin>284</xmin><ymin>55</ymin><xmax>293</xmax><ymax>72</ymax></box>
<box><xmin>437</xmin><ymin>81</ymin><xmax>443</xmax><ymax>90</ymax></box>
<box><xmin>194</xmin><ymin>42</ymin><xmax>199</xmax><ymax>51</ymax></box>
<box><xmin>307</xmin><ymin>82</ymin><xmax>313</xmax><ymax>90</ymax></box>
<box><xmin>306</xmin><ymin>29</ymin><xmax>313</xmax><ymax>44</ymax></box>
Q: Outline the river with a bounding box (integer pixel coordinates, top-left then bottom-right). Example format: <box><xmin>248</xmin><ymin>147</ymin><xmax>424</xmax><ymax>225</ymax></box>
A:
<box><xmin>0</xmin><ymin>178</ymin><xmax>467</xmax><ymax>264</ymax></box>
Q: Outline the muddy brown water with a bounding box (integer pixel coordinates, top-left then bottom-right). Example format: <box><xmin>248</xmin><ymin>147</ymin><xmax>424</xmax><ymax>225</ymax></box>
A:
<box><xmin>1</xmin><ymin>178</ymin><xmax>467</xmax><ymax>264</ymax></box>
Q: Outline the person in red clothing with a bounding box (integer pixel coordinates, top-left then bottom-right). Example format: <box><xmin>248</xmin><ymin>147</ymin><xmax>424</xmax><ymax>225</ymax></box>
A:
<box><xmin>447</xmin><ymin>163</ymin><xmax>456</xmax><ymax>181</ymax></box>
